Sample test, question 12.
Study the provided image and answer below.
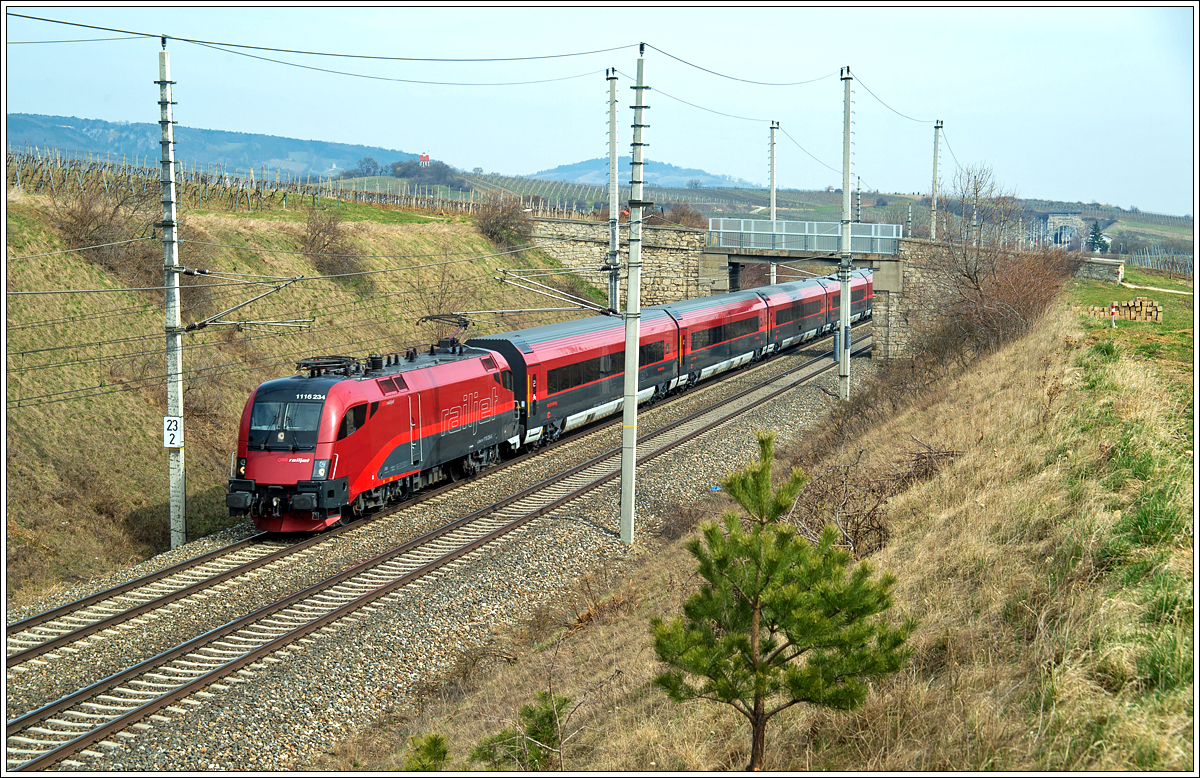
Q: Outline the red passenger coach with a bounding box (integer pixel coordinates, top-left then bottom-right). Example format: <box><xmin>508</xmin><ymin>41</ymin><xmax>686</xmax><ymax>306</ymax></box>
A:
<box><xmin>467</xmin><ymin>309</ymin><xmax>680</xmax><ymax>446</ymax></box>
<box><xmin>662</xmin><ymin>290</ymin><xmax>768</xmax><ymax>385</ymax></box>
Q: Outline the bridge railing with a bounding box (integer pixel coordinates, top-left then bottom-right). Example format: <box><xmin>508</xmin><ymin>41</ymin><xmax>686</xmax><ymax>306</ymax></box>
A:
<box><xmin>708</xmin><ymin>218</ymin><xmax>903</xmax><ymax>255</ymax></box>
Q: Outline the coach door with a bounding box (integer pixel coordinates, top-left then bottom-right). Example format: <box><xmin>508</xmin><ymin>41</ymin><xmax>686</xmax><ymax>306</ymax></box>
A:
<box><xmin>409</xmin><ymin>394</ymin><xmax>423</xmax><ymax>466</ymax></box>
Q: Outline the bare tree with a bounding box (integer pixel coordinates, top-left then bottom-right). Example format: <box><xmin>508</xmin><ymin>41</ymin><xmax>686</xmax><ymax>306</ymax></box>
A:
<box><xmin>926</xmin><ymin>165</ymin><xmax>1078</xmax><ymax>356</ymax></box>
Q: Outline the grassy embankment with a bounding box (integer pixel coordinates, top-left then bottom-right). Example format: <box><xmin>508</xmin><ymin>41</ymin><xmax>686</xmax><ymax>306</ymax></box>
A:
<box><xmin>320</xmin><ymin>269</ymin><xmax>1193</xmax><ymax>771</ymax></box>
<box><xmin>4</xmin><ymin>190</ymin><xmax>601</xmax><ymax>605</ymax></box>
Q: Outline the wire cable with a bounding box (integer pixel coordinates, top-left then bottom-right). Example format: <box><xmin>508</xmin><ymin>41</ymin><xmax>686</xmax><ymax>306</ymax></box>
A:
<box><xmin>6</xmin><ymin>34</ymin><xmax>145</xmax><ymax>44</ymax></box>
<box><xmin>190</xmin><ymin>40</ymin><xmax>605</xmax><ymax>87</ymax></box>
<box><xmin>613</xmin><ymin>69</ymin><xmax>769</xmax><ymax>122</ymax></box>
<box><xmin>7</xmin><ymin>12</ymin><xmax>635</xmax><ymax>62</ymax></box>
<box><xmin>6</xmin><ymin>236</ymin><xmax>157</xmax><ymax>261</ymax></box>
<box><xmin>854</xmin><ymin>74</ymin><xmax>936</xmax><ymax>124</ymax></box>
<box><xmin>779</xmin><ymin>127</ymin><xmax>841</xmax><ymax>176</ymax></box>
<box><xmin>645</xmin><ymin>44</ymin><xmax>836</xmax><ymax>87</ymax></box>
<box><xmin>940</xmin><ymin>128</ymin><xmax>963</xmax><ymax>170</ymax></box>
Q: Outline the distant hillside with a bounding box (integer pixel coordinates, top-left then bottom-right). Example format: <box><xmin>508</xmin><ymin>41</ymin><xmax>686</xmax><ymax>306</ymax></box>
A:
<box><xmin>5</xmin><ymin>113</ymin><xmax>418</xmax><ymax>176</ymax></box>
<box><xmin>530</xmin><ymin>156</ymin><xmax>760</xmax><ymax>189</ymax></box>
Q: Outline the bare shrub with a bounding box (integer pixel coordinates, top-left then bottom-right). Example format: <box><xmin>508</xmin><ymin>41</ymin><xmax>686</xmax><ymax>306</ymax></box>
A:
<box><xmin>402</xmin><ymin>238</ymin><xmax>488</xmax><ymax>342</ymax></box>
<box><xmin>183</xmin><ymin>352</ymin><xmax>222</xmax><ymax>420</ymax></box>
<box><xmin>658</xmin><ymin>501</ymin><xmax>712</xmax><ymax>540</ymax></box>
<box><xmin>476</xmin><ymin>192</ymin><xmax>532</xmax><ymax>251</ymax></box>
<box><xmin>48</xmin><ymin>176</ymin><xmax>165</xmax><ymax>291</ymax></box>
<box><xmin>664</xmin><ymin>203</ymin><xmax>709</xmax><ymax>229</ymax></box>
<box><xmin>302</xmin><ymin>206</ymin><xmax>369</xmax><ymax>288</ymax></box>
<box><xmin>783</xmin><ymin>451</ymin><xmax>891</xmax><ymax>556</ymax></box>
<box><xmin>564</xmin><ymin>571</ymin><xmax>638</xmax><ymax>636</ymax></box>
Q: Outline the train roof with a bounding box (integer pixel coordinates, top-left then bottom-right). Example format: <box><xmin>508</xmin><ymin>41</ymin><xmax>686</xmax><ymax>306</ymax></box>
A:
<box><xmin>467</xmin><ymin>308</ymin><xmax>675</xmax><ymax>351</ymax></box>
<box><xmin>255</xmin><ymin>343</ymin><xmax>498</xmax><ymax>398</ymax></box>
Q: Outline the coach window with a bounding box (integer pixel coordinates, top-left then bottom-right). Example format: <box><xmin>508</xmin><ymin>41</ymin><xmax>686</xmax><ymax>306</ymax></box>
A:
<box><xmin>337</xmin><ymin>403</ymin><xmax>369</xmax><ymax>440</ymax></box>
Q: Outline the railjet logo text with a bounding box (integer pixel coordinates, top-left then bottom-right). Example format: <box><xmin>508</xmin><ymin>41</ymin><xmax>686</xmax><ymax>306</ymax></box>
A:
<box><xmin>440</xmin><ymin>387</ymin><xmax>499</xmax><ymax>435</ymax></box>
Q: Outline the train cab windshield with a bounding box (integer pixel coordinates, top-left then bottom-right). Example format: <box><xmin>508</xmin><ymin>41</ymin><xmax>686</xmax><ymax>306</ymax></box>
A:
<box><xmin>248</xmin><ymin>400</ymin><xmax>324</xmax><ymax>450</ymax></box>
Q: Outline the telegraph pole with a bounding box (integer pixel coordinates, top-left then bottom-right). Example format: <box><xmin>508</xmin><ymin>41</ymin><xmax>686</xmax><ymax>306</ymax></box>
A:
<box><xmin>607</xmin><ymin>69</ymin><xmax>620</xmax><ymax>310</ymax></box>
<box><xmin>931</xmin><ymin>119</ymin><xmax>942</xmax><ymax>241</ymax></box>
<box><xmin>619</xmin><ymin>45</ymin><xmax>649</xmax><ymax>545</ymax></box>
<box><xmin>158</xmin><ymin>41</ymin><xmax>186</xmax><ymax>548</ymax></box>
<box><xmin>769</xmin><ymin>120</ymin><xmax>778</xmax><ymax>283</ymax></box>
<box><xmin>838</xmin><ymin>66</ymin><xmax>853</xmax><ymax>402</ymax></box>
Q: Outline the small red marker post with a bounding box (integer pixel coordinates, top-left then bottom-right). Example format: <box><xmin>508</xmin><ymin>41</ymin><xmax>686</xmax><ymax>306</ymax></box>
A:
<box><xmin>1110</xmin><ymin>302</ymin><xmax>1117</xmax><ymax>328</ymax></box>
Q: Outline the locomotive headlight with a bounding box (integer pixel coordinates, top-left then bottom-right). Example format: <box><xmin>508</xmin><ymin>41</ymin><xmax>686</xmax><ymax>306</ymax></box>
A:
<box><xmin>311</xmin><ymin>459</ymin><xmax>331</xmax><ymax>481</ymax></box>
<box><xmin>236</xmin><ymin>458</ymin><xmax>247</xmax><ymax>478</ymax></box>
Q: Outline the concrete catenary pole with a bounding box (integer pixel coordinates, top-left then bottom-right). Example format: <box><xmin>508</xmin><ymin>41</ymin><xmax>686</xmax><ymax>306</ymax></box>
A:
<box><xmin>769</xmin><ymin>120</ymin><xmax>778</xmax><ymax>283</ymax></box>
<box><xmin>838</xmin><ymin>66</ymin><xmax>853</xmax><ymax>402</ymax></box>
<box><xmin>619</xmin><ymin>45</ymin><xmax>650</xmax><ymax>545</ymax></box>
<box><xmin>158</xmin><ymin>42</ymin><xmax>186</xmax><ymax>548</ymax></box>
<box><xmin>607</xmin><ymin>69</ymin><xmax>620</xmax><ymax>310</ymax></box>
<box><xmin>931</xmin><ymin>119</ymin><xmax>942</xmax><ymax>241</ymax></box>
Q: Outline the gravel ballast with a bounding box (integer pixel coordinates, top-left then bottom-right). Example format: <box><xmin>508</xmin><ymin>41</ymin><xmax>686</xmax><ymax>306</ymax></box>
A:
<box><xmin>10</xmin><ymin>351</ymin><xmax>875</xmax><ymax>771</ymax></box>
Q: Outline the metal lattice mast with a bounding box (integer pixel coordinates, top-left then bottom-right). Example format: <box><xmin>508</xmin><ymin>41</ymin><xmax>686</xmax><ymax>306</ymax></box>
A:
<box><xmin>931</xmin><ymin>119</ymin><xmax>942</xmax><ymax>240</ymax></box>
<box><xmin>620</xmin><ymin>45</ymin><xmax>650</xmax><ymax>545</ymax></box>
<box><xmin>769</xmin><ymin>120</ymin><xmax>778</xmax><ymax>283</ymax></box>
<box><xmin>607</xmin><ymin>69</ymin><xmax>620</xmax><ymax>310</ymax></box>
<box><xmin>158</xmin><ymin>42</ymin><xmax>186</xmax><ymax>548</ymax></box>
<box><xmin>839</xmin><ymin>66</ymin><xmax>853</xmax><ymax>402</ymax></box>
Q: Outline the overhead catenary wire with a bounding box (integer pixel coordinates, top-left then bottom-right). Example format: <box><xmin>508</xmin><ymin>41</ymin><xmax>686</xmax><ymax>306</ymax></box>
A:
<box><xmin>7</xmin><ymin>268</ymin><xmax>579</xmax><ymax>371</ymax></box>
<box><xmin>854</xmin><ymin>74</ymin><xmax>937</xmax><ymax>124</ymax></box>
<box><xmin>7</xmin><ymin>13</ymin><xmax>637</xmax><ymax>62</ymax></box>
<box><xmin>5</xmin><ymin>235</ymin><xmax>158</xmax><ymax>261</ymax></box>
<box><xmin>645</xmin><ymin>43</ymin><xmax>836</xmax><ymax>87</ymax></box>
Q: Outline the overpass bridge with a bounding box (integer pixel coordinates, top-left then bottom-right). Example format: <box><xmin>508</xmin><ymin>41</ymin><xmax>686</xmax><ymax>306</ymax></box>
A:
<box><xmin>701</xmin><ymin>217</ymin><xmax>904</xmax><ymax>299</ymax></box>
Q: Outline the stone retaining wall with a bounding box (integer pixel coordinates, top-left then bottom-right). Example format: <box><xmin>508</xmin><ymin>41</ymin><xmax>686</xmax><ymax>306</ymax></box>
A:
<box><xmin>1075</xmin><ymin>257</ymin><xmax>1124</xmax><ymax>282</ymax></box>
<box><xmin>869</xmin><ymin>239</ymin><xmax>960</xmax><ymax>361</ymax></box>
<box><xmin>530</xmin><ymin>218</ymin><xmax>709</xmax><ymax>306</ymax></box>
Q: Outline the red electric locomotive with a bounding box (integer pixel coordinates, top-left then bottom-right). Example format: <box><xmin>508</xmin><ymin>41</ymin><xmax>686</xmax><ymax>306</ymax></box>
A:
<box><xmin>227</xmin><ymin>343</ymin><xmax>519</xmax><ymax>532</ymax></box>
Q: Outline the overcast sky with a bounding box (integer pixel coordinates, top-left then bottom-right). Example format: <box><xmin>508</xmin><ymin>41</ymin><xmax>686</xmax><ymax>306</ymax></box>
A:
<box><xmin>4</xmin><ymin>5</ymin><xmax>1196</xmax><ymax>216</ymax></box>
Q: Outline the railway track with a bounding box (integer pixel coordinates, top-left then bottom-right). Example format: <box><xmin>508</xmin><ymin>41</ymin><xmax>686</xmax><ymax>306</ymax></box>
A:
<box><xmin>6</xmin><ymin>332</ymin><xmax>869</xmax><ymax>771</ymax></box>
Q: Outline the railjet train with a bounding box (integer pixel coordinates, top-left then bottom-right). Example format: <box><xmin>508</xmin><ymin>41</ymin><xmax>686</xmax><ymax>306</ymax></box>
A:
<box><xmin>226</xmin><ymin>270</ymin><xmax>873</xmax><ymax>532</ymax></box>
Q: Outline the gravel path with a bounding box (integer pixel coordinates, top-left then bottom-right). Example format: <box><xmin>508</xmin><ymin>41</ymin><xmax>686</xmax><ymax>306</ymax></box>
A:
<box><xmin>11</xmin><ymin>349</ymin><xmax>875</xmax><ymax>771</ymax></box>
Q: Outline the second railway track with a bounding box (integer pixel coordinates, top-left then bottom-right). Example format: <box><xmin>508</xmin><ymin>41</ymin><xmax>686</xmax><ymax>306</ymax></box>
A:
<box><xmin>7</xmin><ymin>334</ymin><xmax>871</xmax><ymax>771</ymax></box>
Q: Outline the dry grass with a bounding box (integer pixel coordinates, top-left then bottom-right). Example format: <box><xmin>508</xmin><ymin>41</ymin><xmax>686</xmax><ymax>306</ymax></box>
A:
<box><xmin>5</xmin><ymin>192</ymin><xmax>603</xmax><ymax>604</ymax></box>
<box><xmin>313</xmin><ymin>303</ymin><xmax>1192</xmax><ymax>772</ymax></box>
